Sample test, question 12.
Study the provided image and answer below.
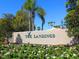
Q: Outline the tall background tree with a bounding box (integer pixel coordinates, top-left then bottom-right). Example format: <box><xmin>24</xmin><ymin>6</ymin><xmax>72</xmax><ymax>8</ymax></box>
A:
<box><xmin>12</xmin><ymin>10</ymin><xmax>30</xmax><ymax>31</ymax></box>
<box><xmin>65</xmin><ymin>0</ymin><xmax>78</xmax><ymax>12</ymax></box>
<box><xmin>0</xmin><ymin>14</ymin><xmax>14</xmax><ymax>38</ymax></box>
<box><xmin>0</xmin><ymin>13</ymin><xmax>15</xmax><ymax>43</ymax></box>
<box><xmin>65</xmin><ymin>0</ymin><xmax>79</xmax><ymax>41</ymax></box>
<box><xmin>23</xmin><ymin>0</ymin><xmax>45</xmax><ymax>31</ymax></box>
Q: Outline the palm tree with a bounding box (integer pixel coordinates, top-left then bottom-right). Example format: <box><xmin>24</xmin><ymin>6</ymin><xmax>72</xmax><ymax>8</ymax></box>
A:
<box><xmin>37</xmin><ymin>26</ymin><xmax>41</xmax><ymax>31</ymax></box>
<box><xmin>3</xmin><ymin>13</ymin><xmax>14</xmax><ymax>20</ymax></box>
<box><xmin>23</xmin><ymin>0</ymin><xmax>45</xmax><ymax>31</ymax></box>
<box><xmin>48</xmin><ymin>21</ymin><xmax>55</xmax><ymax>28</ymax></box>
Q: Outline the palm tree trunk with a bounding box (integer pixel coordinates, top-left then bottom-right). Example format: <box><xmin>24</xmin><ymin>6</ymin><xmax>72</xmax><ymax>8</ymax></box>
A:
<box><xmin>42</xmin><ymin>23</ymin><xmax>43</xmax><ymax>30</ymax></box>
<box><xmin>31</xmin><ymin>11</ymin><xmax>35</xmax><ymax>31</ymax></box>
<box><xmin>29</xmin><ymin>11</ymin><xmax>34</xmax><ymax>31</ymax></box>
<box><xmin>32</xmin><ymin>20</ymin><xmax>34</xmax><ymax>31</ymax></box>
<box><xmin>29</xmin><ymin>12</ymin><xmax>31</xmax><ymax>31</ymax></box>
<box><xmin>29</xmin><ymin>19</ymin><xmax>30</xmax><ymax>31</ymax></box>
<box><xmin>32</xmin><ymin>17</ymin><xmax>34</xmax><ymax>31</ymax></box>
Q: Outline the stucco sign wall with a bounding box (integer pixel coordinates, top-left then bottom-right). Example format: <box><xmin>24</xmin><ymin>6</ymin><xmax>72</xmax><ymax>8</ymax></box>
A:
<box><xmin>12</xmin><ymin>28</ymin><xmax>73</xmax><ymax>45</ymax></box>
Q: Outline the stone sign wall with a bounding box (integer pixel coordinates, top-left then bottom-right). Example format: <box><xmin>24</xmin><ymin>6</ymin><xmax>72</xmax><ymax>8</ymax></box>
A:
<box><xmin>12</xmin><ymin>28</ymin><xmax>73</xmax><ymax>45</ymax></box>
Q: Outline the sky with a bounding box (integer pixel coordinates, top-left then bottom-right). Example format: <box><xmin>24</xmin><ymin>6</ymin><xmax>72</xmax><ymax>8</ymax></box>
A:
<box><xmin>0</xmin><ymin>0</ymin><xmax>67</xmax><ymax>30</ymax></box>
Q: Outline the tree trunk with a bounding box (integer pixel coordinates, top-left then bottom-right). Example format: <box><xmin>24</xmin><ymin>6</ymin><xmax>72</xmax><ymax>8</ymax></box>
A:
<box><xmin>3</xmin><ymin>37</ymin><xmax>9</xmax><ymax>44</ymax></box>
<box><xmin>32</xmin><ymin>11</ymin><xmax>35</xmax><ymax>31</ymax></box>
<box><xmin>29</xmin><ymin>12</ymin><xmax>31</xmax><ymax>31</ymax></box>
<box><xmin>32</xmin><ymin>18</ymin><xmax>34</xmax><ymax>31</ymax></box>
<box><xmin>42</xmin><ymin>23</ymin><xmax>43</xmax><ymax>30</ymax></box>
<box><xmin>29</xmin><ymin>19</ymin><xmax>31</xmax><ymax>31</ymax></box>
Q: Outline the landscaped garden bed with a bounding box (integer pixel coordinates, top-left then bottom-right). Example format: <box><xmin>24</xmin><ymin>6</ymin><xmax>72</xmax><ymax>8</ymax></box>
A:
<box><xmin>0</xmin><ymin>44</ymin><xmax>79</xmax><ymax>59</ymax></box>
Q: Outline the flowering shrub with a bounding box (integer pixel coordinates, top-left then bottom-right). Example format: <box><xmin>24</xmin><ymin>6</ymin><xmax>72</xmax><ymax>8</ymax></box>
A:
<box><xmin>0</xmin><ymin>44</ymin><xmax>79</xmax><ymax>59</ymax></box>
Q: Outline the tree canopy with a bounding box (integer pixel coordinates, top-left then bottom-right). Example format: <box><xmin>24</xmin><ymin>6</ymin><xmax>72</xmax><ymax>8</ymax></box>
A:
<box><xmin>23</xmin><ymin>0</ymin><xmax>45</xmax><ymax>30</ymax></box>
<box><xmin>0</xmin><ymin>0</ymin><xmax>46</xmax><ymax>43</ymax></box>
<box><xmin>65</xmin><ymin>0</ymin><xmax>79</xmax><ymax>39</ymax></box>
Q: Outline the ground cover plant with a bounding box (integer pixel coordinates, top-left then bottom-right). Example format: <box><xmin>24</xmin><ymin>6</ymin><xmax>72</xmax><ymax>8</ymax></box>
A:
<box><xmin>0</xmin><ymin>44</ymin><xmax>79</xmax><ymax>59</ymax></box>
